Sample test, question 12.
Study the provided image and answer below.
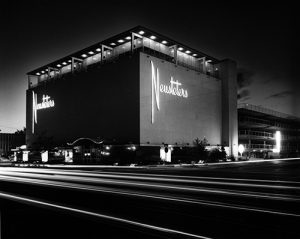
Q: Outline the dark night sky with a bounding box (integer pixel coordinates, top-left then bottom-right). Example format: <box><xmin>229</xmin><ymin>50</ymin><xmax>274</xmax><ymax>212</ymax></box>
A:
<box><xmin>0</xmin><ymin>1</ymin><xmax>298</xmax><ymax>132</ymax></box>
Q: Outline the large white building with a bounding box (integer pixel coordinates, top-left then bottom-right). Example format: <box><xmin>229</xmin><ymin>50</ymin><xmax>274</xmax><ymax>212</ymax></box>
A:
<box><xmin>26</xmin><ymin>26</ymin><xmax>238</xmax><ymax>159</ymax></box>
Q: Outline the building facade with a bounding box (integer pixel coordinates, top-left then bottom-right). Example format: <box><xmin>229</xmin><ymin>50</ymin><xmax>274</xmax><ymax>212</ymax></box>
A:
<box><xmin>238</xmin><ymin>103</ymin><xmax>300</xmax><ymax>158</ymax></box>
<box><xmin>26</xmin><ymin>26</ymin><xmax>238</xmax><ymax>158</ymax></box>
<box><xmin>0</xmin><ymin>133</ymin><xmax>25</xmax><ymax>156</ymax></box>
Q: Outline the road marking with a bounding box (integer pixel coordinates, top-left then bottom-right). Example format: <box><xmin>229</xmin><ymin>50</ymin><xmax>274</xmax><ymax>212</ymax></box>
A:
<box><xmin>0</xmin><ymin>191</ymin><xmax>212</xmax><ymax>239</ymax></box>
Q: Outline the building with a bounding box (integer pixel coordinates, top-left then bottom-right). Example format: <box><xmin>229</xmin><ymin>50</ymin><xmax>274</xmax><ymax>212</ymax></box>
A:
<box><xmin>0</xmin><ymin>133</ymin><xmax>25</xmax><ymax>156</ymax></box>
<box><xmin>238</xmin><ymin>103</ymin><xmax>300</xmax><ymax>158</ymax></box>
<box><xmin>26</xmin><ymin>26</ymin><xmax>238</xmax><ymax>160</ymax></box>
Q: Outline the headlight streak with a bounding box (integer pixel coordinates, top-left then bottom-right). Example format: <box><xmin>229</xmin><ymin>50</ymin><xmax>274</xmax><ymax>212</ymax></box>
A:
<box><xmin>2</xmin><ymin>167</ymin><xmax>300</xmax><ymax>186</ymax></box>
<box><xmin>0</xmin><ymin>175</ymin><xmax>299</xmax><ymax>218</ymax></box>
<box><xmin>1</xmin><ymin>172</ymin><xmax>299</xmax><ymax>202</ymax></box>
<box><xmin>0</xmin><ymin>191</ymin><xmax>212</xmax><ymax>239</ymax></box>
<box><xmin>1</xmin><ymin>169</ymin><xmax>300</xmax><ymax>195</ymax></box>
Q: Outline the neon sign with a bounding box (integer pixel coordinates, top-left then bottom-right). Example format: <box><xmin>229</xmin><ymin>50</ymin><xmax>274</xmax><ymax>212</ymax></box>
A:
<box><xmin>32</xmin><ymin>91</ymin><xmax>55</xmax><ymax>133</ymax></box>
<box><xmin>151</xmin><ymin>61</ymin><xmax>188</xmax><ymax>123</ymax></box>
<box><xmin>36</xmin><ymin>95</ymin><xmax>55</xmax><ymax>110</ymax></box>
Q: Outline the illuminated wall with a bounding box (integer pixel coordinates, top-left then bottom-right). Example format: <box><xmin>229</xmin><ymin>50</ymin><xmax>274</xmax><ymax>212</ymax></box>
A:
<box><xmin>139</xmin><ymin>53</ymin><xmax>222</xmax><ymax>145</ymax></box>
<box><xmin>26</xmin><ymin>55</ymin><xmax>140</xmax><ymax>146</ymax></box>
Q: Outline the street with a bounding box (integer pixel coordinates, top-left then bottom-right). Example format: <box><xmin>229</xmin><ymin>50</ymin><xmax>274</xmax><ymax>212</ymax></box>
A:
<box><xmin>0</xmin><ymin>158</ymin><xmax>300</xmax><ymax>238</ymax></box>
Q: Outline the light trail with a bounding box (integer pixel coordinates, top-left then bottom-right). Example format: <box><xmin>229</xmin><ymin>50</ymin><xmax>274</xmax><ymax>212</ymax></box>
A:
<box><xmin>1</xmin><ymin>167</ymin><xmax>300</xmax><ymax>191</ymax></box>
<box><xmin>0</xmin><ymin>191</ymin><xmax>213</xmax><ymax>239</ymax></box>
<box><xmin>0</xmin><ymin>174</ymin><xmax>299</xmax><ymax>217</ymax></box>
<box><xmin>0</xmin><ymin>171</ymin><xmax>299</xmax><ymax>202</ymax></box>
<box><xmin>2</xmin><ymin>166</ymin><xmax>300</xmax><ymax>188</ymax></box>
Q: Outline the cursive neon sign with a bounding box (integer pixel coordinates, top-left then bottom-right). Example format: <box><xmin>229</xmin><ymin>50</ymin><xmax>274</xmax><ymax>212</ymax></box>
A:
<box><xmin>32</xmin><ymin>92</ymin><xmax>55</xmax><ymax>133</ymax></box>
<box><xmin>151</xmin><ymin>61</ymin><xmax>188</xmax><ymax>123</ymax></box>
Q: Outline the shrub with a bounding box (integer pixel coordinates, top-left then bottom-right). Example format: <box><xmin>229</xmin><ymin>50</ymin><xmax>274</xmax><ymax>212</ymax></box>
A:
<box><xmin>207</xmin><ymin>148</ymin><xmax>222</xmax><ymax>163</ymax></box>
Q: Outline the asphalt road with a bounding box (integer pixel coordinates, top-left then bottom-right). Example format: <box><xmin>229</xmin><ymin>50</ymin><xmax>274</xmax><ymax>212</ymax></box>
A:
<box><xmin>0</xmin><ymin>158</ymin><xmax>300</xmax><ymax>239</ymax></box>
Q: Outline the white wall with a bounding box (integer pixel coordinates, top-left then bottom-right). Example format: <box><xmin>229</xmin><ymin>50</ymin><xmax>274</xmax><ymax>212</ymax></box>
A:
<box><xmin>139</xmin><ymin>53</ymin><xmax>222</xmax><ymax>146</ymax></box>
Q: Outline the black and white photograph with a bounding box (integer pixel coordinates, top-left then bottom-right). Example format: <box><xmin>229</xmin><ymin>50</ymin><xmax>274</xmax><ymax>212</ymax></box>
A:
<box><xmin>0</xmin><ymin>1</ymin><xmax>299</xmax><ymax>238</ymax></box>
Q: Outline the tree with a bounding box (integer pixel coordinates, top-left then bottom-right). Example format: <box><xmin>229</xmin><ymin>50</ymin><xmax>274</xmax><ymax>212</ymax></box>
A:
<box><xmin>192</xmin><ymin>137</ymin><xmax>208</xmax><ymax>162</ymax></box>
<box><xmin>14</xmin><ymin>127</ymin><xmax>26</xmax><ymax>135</ymax></box>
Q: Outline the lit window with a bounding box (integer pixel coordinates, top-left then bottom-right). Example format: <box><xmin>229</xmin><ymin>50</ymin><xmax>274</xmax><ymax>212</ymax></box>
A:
<box><xmin>150</xmin><ymin>35</ymin><xmax>156</xmax><ymax>40</ymax></box>
<box><xmin>110</xmin><ymin>43</ymin><xmax>116</xmax><ymax>46</ymax></box>
<box><xmin>88</xmin><ymin>51</ymin><xmax>94</xmax><ymax>55</ymax></box>
<box><xmin>96</xmin><ymin>48</ymin><xmax>101</xmax><ymax>52</ymax></box>
<box><xmin>125</xmin><ymin>36</ymin><xmax>131</xmax><ymax>40</ymax></box>
<box><xmin>162</xmin><ymin>40</ymin><xmax>168</xmax><ymax>44</ymax></box>
<box><xmin>139</xmin><ymin>30</ymin><xmax>145</xmax><ymax>35</ymax></box>
<box><xmin>118</xmin><ymin>39</ymin><xmax>124</xmax><ymax>43</ymax></box>
<box><xmin>81</xmin><ymin>54</ymin><xmax>87</xmax><ymax>58</ymax></box>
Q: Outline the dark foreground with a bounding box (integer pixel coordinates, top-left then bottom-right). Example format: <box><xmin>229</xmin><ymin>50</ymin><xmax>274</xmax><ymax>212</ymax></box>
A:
<box><xmin>1</xmin><ymin>158</ymin><xmax>300</xmax><ymax>239</ymax></box>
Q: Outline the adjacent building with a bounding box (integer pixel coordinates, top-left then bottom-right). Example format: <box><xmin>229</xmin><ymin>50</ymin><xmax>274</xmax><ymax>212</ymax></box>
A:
<box><xmin>26</xmin><ymin>26</ymin><xmax>238</xmax><ymax>159</ymax></box>
<box><xmin>0</xmin><ymin>133</ymin><xmax>25</xmax><ymax>156</ymax></box>
<box><xmin>238</xmin><ymin>103</ymin><xmax>300</xmax><ymax>158</ymax></box>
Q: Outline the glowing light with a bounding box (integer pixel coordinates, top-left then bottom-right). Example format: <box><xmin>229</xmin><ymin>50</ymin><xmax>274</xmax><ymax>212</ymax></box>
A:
<box><xmin>41</xmin><ymin>71</ymin><xmax>45</xmax><ymax>74</ymax></box>
<box><xmin>238</xmin><ymin>144</ymin><xmax>245</xmax><ymax>155</ymax></box>
<box><xmin>110</xmin><ymin>43</ymin><xmax>116</xmax><ymax>46</ymax></box>
<box><xmin>68</xmin><ymin>60</ymin><xmax>72</xmax><ymax>63</ymax></box>
<box><xmin>185</xmin><ymin>50</ymin><xmax>191</xmax><ymax>54</ymax></box>
<box><xmin>62</xmin><ymin>62</ymin><xmax>67</xmax><ymax>65</ymax></box>
<box><xmin>150</xmin><ymin>35</ymin><xmax>156</xmax><ymax>40</ymax></box>
<box><xmin>36</xmin><ymin>95</ymin><xmax>55</xmax><ymax>110</ymax></box>
<box><xmin>32</xmin><ymin>92</ymin><xmax>55</xmax><ymax>134</ymax></box>
<box><xmin>81</xmin><ymin>54</ymin><xmax>87</xmax><ymax>58</ymax></box>
<box><xmin>160</xmin><ymin>78</ymin><xmax>188</xmax><ymax>98</ymax></box>
<box><xmin>101</xmin><ymin>151</ymin><xmax>110</xmax><ymax>156</ymax></box>
<box><xmin>138</xmin><ymin>30</ymin><xmax>145</xmax><ymax>35</ymax></box>
<box><xmin>150</xmin><ymin>61</ymin><xmax>188</xmax><ymax>123</ymax></box>
<box><xmin>273</xmin><ymin>131</ymin><xmax>281</xmax><ymax>153</ymax></box>
<box><xmin>96</xmin><ymin>48</ymin><xmax>101</xmax><ymax>52</ymax></box>
<box><xmin>118</xmin><ymin>39</ymin><xmax>124</xmax><ymax>43</ymax></box>
<box><xmin>193</xmin><ymin>53</ymin><xmax>197</xmax><ymax>57</ymax></box>
<box><xmin>206</xmin><ymin>60</ymin><xmax>212</xmax><ymax>63</ymax></box>
<box><xmin>151</xmin><ymin>61</ymin><xmax>160</xmax><ymax>124</ymax></box>
<box><xmin>178</xmin><ymin>47</ymin><xmax>183</xmax><ymax>51</ymax></box>
<box><xmin>125</xmin><ymin>36</ymin><xmax>131</xmax><ymax>40</ymax></box>
<box><xmin>57</xmin><ymin>64</ymin><xmax>61</xmax><ymax>67</ymax></box>
<box><xmin>88</xmin><ymin>51</ymin><xmax>94</xmax><ymax>55</ymax></box>
<box><xmin>162</xmin><ymin>40</ymin><xmax>168</xmax><ymax>44</ymax></box>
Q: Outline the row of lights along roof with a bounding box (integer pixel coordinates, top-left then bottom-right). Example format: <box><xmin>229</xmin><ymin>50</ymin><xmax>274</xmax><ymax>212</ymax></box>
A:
<box><xmin>34</xmin><ymin>29</ymin><xmax>206</xmax><ymax>76</ymax></box>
